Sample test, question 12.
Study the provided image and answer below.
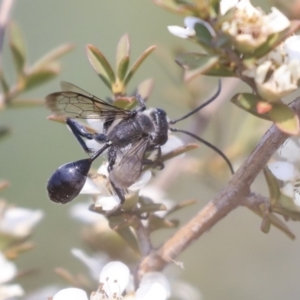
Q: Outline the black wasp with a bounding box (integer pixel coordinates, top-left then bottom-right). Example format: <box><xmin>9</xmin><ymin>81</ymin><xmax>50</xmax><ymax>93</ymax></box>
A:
<box><xmin>46</xmin><ymin>81</ymin><xmax>233</xmax><ymax>206</ymax></box>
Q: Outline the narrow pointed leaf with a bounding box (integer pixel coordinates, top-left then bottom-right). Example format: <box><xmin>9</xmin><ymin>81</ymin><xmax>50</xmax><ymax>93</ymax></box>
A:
<box><xmin>86</xmin><ymin>45</ymin><xmax>115</xmax><ymax>89</ymax></box>
<box><xmin>10</xmin><ymin>98</ymin><xmax>44</xmax><ymax>108</ymax></box>
<box><xmin>149</xmin><ymin>215</ymin><xmax>179</xmax><ymax>232</ymax></box>
<box><xmin>268</xmin><ymin>103</ymin><xmax>299</xmax><ymax>135</ymax></box>
<box><xmin>136</xmin><ymin>78</ymin><xmax>154</xmax><ymax>100</ymax></box>
<box><xmin>124</xmin><ymin>45</ymin><xmax>156</xmax><ymax>86</ymax></box>
<box><xmin>153</xmin><ymin>0</ymin><xmax>197</xmax><ymax>15</ymax></box>
<box><xmin>176</xmin><ymin>53</ymin><xmax>218</xmax><ymax>70</ymax></box>
<box><xmin>194</xmin><ymin>23</ymin><xmax>213</xmax><ymax>45</ymax></box>
<box><xmin>263</xmin><ymin>167</ymin><xmax>281</xmax><ymax>206</ymax></box>
<box><xmin>24</xmin><ymin>67</ymin><xmax>59</xmax><ymax>91</ymax></box>
<box><xmin>117</xmin><ymin>57</ymin><xmax>130</xmax><ymax>82</ymax></box>
<box><xmin>0</xmin><ymin>70</ymin><xmax>9</xmax><ymax>94</ymax></box>
<box><xmin>231</xmin><ymin>93</ymin><xmax>299</xmax><ymax>134</ymax></box>
<box><xmin>9</xmin><ymin>22</ymin><xmax>26</xmax><ymax>74</ymax></box>
<box><xmin>31</xmin><ymin>43</ymin><xmax>74</xmax><ymax>70</ymax></box>
<box><xmin>109</xmin><ymin>217</ymin><xmax>140</xmax><ymax>255</ymax></box>
<box><xmin>116</xmin><ymin>34</ymin><xmax>130</xmax><ymax>81</ymax></box>
<box><xmin>177</xmin><ymin>54</ymin><xmax>218</xmax><ymax>81</ymax></box>
<box><xmin>136</xmin><ymin>203</ymin><xmax>167</xmax><ymax>214</ymax></box>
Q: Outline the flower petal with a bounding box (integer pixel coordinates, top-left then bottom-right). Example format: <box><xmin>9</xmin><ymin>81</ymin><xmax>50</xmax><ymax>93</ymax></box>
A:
<box><xmin>268</xmin><ymin>161</ymin><xmax>297</xmax><ymax>181</ymax></box>
<box><xmin>136</xmin><ymin>283</ymin><xmax>168</xmax><ymax>300</ymax></box>
<box><xmin>265</xmin><ymin>7</ymin><xmax>290</xmax><ymax>33</ymax></box>
<box><xmin>167</xmin><ymin>26</ymin><xmax>194</xmax><ymax>39</ymax></box>
<box><xmin>284</xmin><ymin>35</ymin><xmax>300</xmax><ymax>62</ymax></box>
<box><xmin>99</xmin><ymin>261</ymin><xmax>130</xmax><ymax>298</ymax></box>
<box><xmin>219</xmin><ymin>0</ymin><xmax>239</xmax><ymax>15</ymax></box>
<box><xmin>95</xmin><ymin>195</ymin><xmax>120</xmax><ymax>211</ymax></box>
<box><xmin>80</xmin><ymin>178</ymin><xmax>101</xmax><ymax>194</ymax></box>
<box><xmin>278</xmin><ymin>138</ymin><xmax>300</xmax><ymax>163</ymax></box>
<box><xmin>0</xmin><ymin>252</ymin><xmax>17</xmax><ymax>284</ymax></box>
<box><xmin>53</xmin><ymin>288</ymin><xmax>88</xmax><ymax>300</ymax></box>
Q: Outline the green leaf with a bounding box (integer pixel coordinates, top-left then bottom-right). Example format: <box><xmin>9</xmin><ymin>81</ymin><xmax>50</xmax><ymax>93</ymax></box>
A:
<box><xmin>116</xmin><ymin>34</ymin><xmax>130</xmax><ymax>81</ymax></box>
<box><xmin>24</xmin><ymin>67</ymin><xmax>59</xmax><ymax>91</ymax></box>
<box><xmin>9</xmin><ymin>22</ymin><xmax>26</xmax><ymax>75</ymax></box>
<box><xmin>176</xmin><ymin>53</ymin><xmax>217</xmax><ymax>70</ymax></box>
<box><xmin>263</xmin><ymin>167</ymin><xmax>281</xmax><ymax>206</ymax></box>
<box><xmin>182</xmin><ymin>56</ymin><xmax>219</xmax><ymax>81</ymax></box>
<box><xmin>86</xmin><ymin>44</ymin><xmax>115</xmax><ymax>90</ymax></box>
<box><xmin>231</xmin><ymin>93</ymin><xmax>299</xmax><ymax>134</ymax></box>
<box><xmin>109</xmin><ymin>217</ymin><xmax>140</xmax><ymax>255</ymax></box>
<box><xmin>136</xmin><ymin>202</ymin><xmax>167</xmax><ymax>214</ymax></box>
<box><xmin>136</xmin><ymin>78</ymin><xmax>154</xmax><ymax>100</ymax></box>
<box><xmin>268</xmin><ymin>103</ymin><xmax>299</xmax><ymax>135</ymax></box>
<box><xmin>194</xmin><ymin>22</ymin><xmax>213</xmax><ymax>45</ymax></box>
<box><xmin>31</xmin><ymin>43</ymin><xmax>74</xmax><ymax>70</ymax></box>
<box><xmin>153</xmin><ymin>0</ymin><xmax>197</xmax><ymax>15</ymax></box>
<box><xmin>0</xmin><ymin>70</ymin><xmax>10</xmax><ymax>94</ymax></box>
<box><xmin>148</xmin><ymin>215</ymin><xmax>179</xmax><ymax>232</ymax></box>
<box><xmin>124</xmin><ymin>45</ymin><xmax>156</xmax><ymax>86</ymax></box>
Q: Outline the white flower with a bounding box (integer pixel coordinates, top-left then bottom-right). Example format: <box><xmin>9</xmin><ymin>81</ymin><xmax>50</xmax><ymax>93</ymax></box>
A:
<box><xmin>268</xmin><ymin>138</ymin><xmax>300</xmax><ymax>206</ymax></box>
<box><xmin>0</xmin><ymin>252</ymin><xmax>24</xmax><ymax>299</ymax></box>
<box><xmin>168</xmin><ymin>17</ymin><xmax>215</xmax><ymax>39</ymax></box>
<box><xmin>221</xmin><ymin>0</ymin><xmax>290</xmax><ymax>52</ymax></box>
<box><xmin>0</xmin><ymin>207</ymin><xmax>43</xmax><ymax>238</ymax></box>
<box><xmin>0</xmin><ymin>284</ymin><xmax>24</xmax><ymax>299</ymax></box>
<box><xmin>53</xmin><ymin>288</ymin><xmax>88</xmax><ymax>300</ymax></box>
<box><xmin>98</xmin><ymin>261</ymin><xmax>130</xmax><ymax>299</ymax></box>
<box><xmin>220</xmin><ymin>0</ymin><xmax>239</xmax><ymax>15</ymax></box>
<box><xmin>135</xmin><ymin>272</ymin><xmax>170</xmax><ymax>300</ymax></box>
<box><xmin>243</xmin><ymin>35</ymin><xmax>300</xmax><ymax>100</ymax></box>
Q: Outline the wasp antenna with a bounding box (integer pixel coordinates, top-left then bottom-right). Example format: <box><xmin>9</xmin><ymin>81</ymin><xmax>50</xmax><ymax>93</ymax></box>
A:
<box><xmin>170</xmin><ymin>128</ymin><xmax>234</xmax><ymax>175</ymax></box>
<box><xmin>169</xmin><ymin>80</ymin><xmax>221</xmax><ymax>125</ymax></box>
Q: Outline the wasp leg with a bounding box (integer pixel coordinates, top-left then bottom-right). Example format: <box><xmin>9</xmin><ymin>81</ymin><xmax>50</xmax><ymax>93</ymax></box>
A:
<box><xmin>66</xmin><ymin>118</ymin><xmax>107</xmax><ymax>154</ymax></box>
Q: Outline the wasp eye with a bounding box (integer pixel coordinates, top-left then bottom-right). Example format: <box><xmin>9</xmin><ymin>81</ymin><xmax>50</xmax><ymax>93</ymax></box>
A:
<box><xmin>47</xmin><ymin>159</ymin><xmax>92</xmax><ymax>204</ymax></box>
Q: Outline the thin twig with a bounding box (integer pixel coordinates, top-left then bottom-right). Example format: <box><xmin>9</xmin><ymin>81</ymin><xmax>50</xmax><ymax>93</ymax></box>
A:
<box><xmin>0</xmin><ymin>0</ymin><xmax>14</xmax><ymax>68</ymax></box>
<box><xmin>138</xmin><ymin>97</ymin><xmax>300</xmax><ymax>276</ymax></box>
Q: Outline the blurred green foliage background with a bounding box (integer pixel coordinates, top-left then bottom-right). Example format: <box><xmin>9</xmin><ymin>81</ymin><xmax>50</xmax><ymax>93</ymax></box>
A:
<box><xmin>1</xmin><ymin>1</ymin><xmax>300</xmax><ymax>299</ymax></box>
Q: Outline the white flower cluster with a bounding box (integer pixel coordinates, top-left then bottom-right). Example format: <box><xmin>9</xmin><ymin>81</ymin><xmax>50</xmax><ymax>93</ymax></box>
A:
<box><xmin>52</xmin><ymin>261</ymin><xmax>170</xmax><ymax>300</ymax></box>
<box><xmin>268</xmin><ymin>138</ymin><xmax>300</xmax><ymax>206</ymax></box>
<box><xmin>167</xmin><ymin>0</ymin><xmax>300</xmax><ymax>101</ymax></box>
<box><xmin>220</xmin><ymin>0</ymin><xmax>290</xmax><ymax>52</ymax></box>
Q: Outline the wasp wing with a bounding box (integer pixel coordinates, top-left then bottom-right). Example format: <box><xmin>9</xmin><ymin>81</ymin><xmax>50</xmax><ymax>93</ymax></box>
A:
<box><xmin>46</xmin><ymin>82</ymin><xmax>132</xmax><ymax>119</ymax></box>
<box><xmin>109</xmin><ymin>138</ymin><xmax>150</xmax><ymax>189</ymax></box>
